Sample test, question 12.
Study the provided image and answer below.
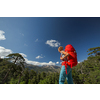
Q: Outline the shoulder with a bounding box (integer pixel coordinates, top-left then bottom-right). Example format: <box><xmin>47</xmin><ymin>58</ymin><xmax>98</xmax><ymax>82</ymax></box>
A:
<box><xmin>61</xmin><ymin>50</ymin><xmax>65</xmax><ymax>53</ymax></box>
<box><xmin>62</xmin><ymin>51</ymin><xmax>69</xmax><ymax>55</ymax></box>
<box><xmin>61</xmin><ymin>50</ymin><xmax>66</xmax><ymax>53</ymax></box>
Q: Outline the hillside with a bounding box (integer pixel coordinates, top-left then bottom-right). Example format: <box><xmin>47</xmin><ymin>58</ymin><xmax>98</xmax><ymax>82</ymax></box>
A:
<box><xmin>25</xmin><ymin>63</ymin><xmax>61</xmax><ymax>73</ymax></box>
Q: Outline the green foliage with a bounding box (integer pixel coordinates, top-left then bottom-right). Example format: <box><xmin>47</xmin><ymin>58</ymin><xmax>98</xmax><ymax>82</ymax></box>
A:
<box><xmin>87</xmin><ymin>47</ymin><xmax>100</xmax><ymax>56</ymax></box>
<box><xmin>36</xmin><ymin>73</ymin><xmax>41</xmax><ymax>83</ymax></box>
<box><xmin>40</xmin><ymin>72</ymin><xmax>46</xmax><ymax>80</ymax></box>
<box><xmin>29</xmin><ymin>69</ymin><xmax>37</xmax><ymax>79</ymax></box>
<box><xmin>6</xmin><ymin>53</ymin><xmax>25</xmax><ymax>63</ymax></box>
<box><xmin>0</xmin><ymin>47</ymin><xmax>100</xmax><ymax>84</ymax></box>
<box><xmin>20</xmin><ymin>81</ymin><xmax>26</xmax><ymax>84</ymax></box>
<box><xmin>38</xmin><ymin>79</ymin><xmax>49</xmax><ymax>84</ymax></box>
<box><xmin>55</xmin><ymin>80</ymin><xmax>58</xmax><ymax>84</ymax></box>
<box><xmin>72</xmin><ymin>46</ymin><xmax>100</xmax><ymax>84</ymax></box>
<box><xmin>9</xmin><ymin>78</ymin><xmax>19</xmax><ymax>84</ymax></box>
<box><xmin>1</xmin><ymin>53</ymin><xmax>26</xmax><ymax>84</ymax></box>
<box><xmin>30</xmin><ymin>76</ymin><xmax>37</xmax><ymax>84</ymax></box>
<box><xmin>38</xmin><ymin>72</ymin><xmax>59</xmax><ymax>84</ymax></box>
<box><xmin>21</xmin><ymin>68</ymin><xmax>29</xmax><ymax>84</ymax></box>
<box><xmin>84</xmin><ymin>70</ymin><xmax>100</xmax><ymax>84</ymax></box>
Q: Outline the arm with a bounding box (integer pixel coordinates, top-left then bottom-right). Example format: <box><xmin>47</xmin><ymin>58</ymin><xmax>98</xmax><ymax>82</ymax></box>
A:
<box><xmin>60</xmin><ymin>51</ymin><xmax>69</xmax><ymax>60</ymax></box>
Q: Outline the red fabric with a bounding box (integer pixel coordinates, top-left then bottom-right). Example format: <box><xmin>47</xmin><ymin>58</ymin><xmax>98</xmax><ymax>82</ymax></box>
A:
<box><xmin>61</xmin><ymin>44</ymin><xmax>78</xmax><ymax>74</ymax></box>
<box><xmin>65</xmin><ymin>44</ymin><xmax>75</xmax><ymax>52</ymax></box>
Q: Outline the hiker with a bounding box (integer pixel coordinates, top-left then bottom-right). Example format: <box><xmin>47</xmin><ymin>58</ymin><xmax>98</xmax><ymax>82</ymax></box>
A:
<box><xmin>58</xmin><ymin>44</ymin><xmax>77</xmax><ymax>84</ymax></box>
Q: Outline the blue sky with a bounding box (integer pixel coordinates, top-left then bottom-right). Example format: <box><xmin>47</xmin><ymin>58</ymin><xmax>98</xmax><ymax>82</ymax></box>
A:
<box><xmin>0</xmin><ymin>17</ymin><xmax>100</xmax><ymax>66</ymax></box>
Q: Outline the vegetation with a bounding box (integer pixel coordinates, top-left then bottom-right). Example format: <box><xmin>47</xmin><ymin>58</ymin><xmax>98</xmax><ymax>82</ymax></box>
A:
<box><xmin>72</xmin><ymin>47</ymin><xmax>100</xmax><ymax>84</ymax></box>
<box><xmin>0</xmin><ymin>46</ymin><xmax>100</xmax><ymax>84</ymax></box>
<box><xmin>0</xmin><ymin>53</ymin><xmax>60</xmax><ymax>84</ymax></box>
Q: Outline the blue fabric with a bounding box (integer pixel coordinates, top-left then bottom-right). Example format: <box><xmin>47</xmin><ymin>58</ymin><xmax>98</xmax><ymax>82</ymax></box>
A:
<box><xmin>59</xmin><ymin>65</ymin><xmax>73</xmax><ymax>84</ymax></box>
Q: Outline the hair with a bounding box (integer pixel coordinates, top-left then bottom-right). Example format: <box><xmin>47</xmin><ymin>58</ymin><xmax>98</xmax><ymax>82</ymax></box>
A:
<box><xmin>58</xmin><ymin>46</ymin><xmax>63</xmax><ymax>51</ymax></box>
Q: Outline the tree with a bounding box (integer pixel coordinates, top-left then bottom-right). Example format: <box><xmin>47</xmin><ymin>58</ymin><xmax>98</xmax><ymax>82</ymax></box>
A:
<box><xmin>30</xmin><ymin>76</ymin><xmax>37</xmax><ymax>84</ymax></box>
<box><xmin>36</xmin><ymin>73</ymin><xmax>41</xmax><ymax>83</ymax></box>
<box><xmin>55</xmin><ymin>72</ymin><xmax>59</xmax><ymax>84</ymax></box>
<box><xmin>84</xmin><ymin>70</ymin><xmax>100</xmax><ymax>84</ymax></box>
<box><xmin>87</xmin><ymin>47</ymin><xmax>100</xmax><ymax>56</ymax></box>
<box><xmin>2</xmin><ymin>53</ymin><xmax>25</xmax><ymax>84</ymax></box>
<box><xmin>28</xmin><ymin>69</ymin><xmax>37</xmax><ymax>84</ymax></box>
<box><xmin>38</xmin><ymin>78</ymin><xmax>48</xmax><ymax>84</ymax></box>
<box><xmin>21</xmin><ymin>68</ymin><xmax>29</xmax><ymax>84</ymax></box>
<box><xmin>71</xmin><ymin>46</ymin><xmax>100</xmax><ymax>84</ymax></box>
<box><xmin>52</xmin><ymin>73</ymin><xmax>55</xmax><ymax>84</ymax></box>
<box><xmin>2</xmin><ymin>63</ymin><xmax>16</xmax><ymax>84</ymax></box>
<box><xmin>6</xmin><ymin>53</ymin><xmax>25</xmax><ymax>64</ymax></box>
<box><xmin>29</xmin><ymin>69</ymin><xmax>37</xmax><ymax>80</ymax></box>
<box><xmin>16</xmin><ymin>65</ymin><xmax>25</xmax><ymax>84</ymax></box>
<box><xmin>40</xmin><ymin>72</ymin><xmax>46</xmax><ymax>80</ymax></box>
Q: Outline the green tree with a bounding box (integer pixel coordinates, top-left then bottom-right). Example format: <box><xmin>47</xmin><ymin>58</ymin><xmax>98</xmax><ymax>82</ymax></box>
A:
<box><xmin>36</xmin><ymin>73</ymin><xmax>41</xmax><ymax>83</ymax></box>
<box><xmin>55</xmin><ymin>72</ymin><xmax>59</xmax><ymax>84</ymax></box>
<box><xmin>40</xmin><ymin>72</ymin><xmax>46</xmax><ymax>80</ymax></box>
<box><xmin>87</xmin><ymin>47</ymin><xmax>100</xmax><ymax>56</ymax></box>
<box><xmin>72</xmin><ymin>46</ymin><xmax>100</xmax><ymax>84</ymax></box>
<box><xmin>29</xmin><ymin>69</ymin><xmax>37</xmax><ymax>80</ymax></box>
<box><xmin>9</xmin><ymin>78</ymin><xmax>19</xmax><ymax>84</ymax></box>
<box><xmin>84</xmin><ymin>70</ymin><xmax>100</xmax><ymax>84</ymax></box>
<box><xmin>30</xmin><ymin>76</ymin><xmax>37</xmax><ymax>84</ymax></box>
<box><xmin>2</xmin><ymin>63</ymin><xmax>16</xmax><ymax>84</ymax></box>
<box><xmin>38</xmin><ymin>78</ymin><xmax>48</xmax><ymax>84</ymax></box>
<box><xmin>52</xmin><ymin>73</ymin><xmax>55</xmax><ymax>84</ymax></box>
<box><xmin>2</xmin><ymin>53</ymin><xmax>25</xmax><ymax>84</ymax></box>
<box><xmin>21</xmin><ymin>68</ymin><xmax>29</xmax><ymax>84</ymax></box>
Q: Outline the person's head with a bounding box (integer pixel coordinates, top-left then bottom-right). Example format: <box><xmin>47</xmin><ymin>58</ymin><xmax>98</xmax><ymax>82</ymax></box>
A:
<box><xmin>58</xmin><ymin>46</ymin><xmax>63</xmax><ymax>53</ymax></box>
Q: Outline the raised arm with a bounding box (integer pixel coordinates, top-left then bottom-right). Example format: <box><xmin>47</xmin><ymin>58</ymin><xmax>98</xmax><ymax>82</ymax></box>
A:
<box><xmin>60</xmin><ymin>51</ymin><xmax>69</xmax><ymax>60</ymax></box>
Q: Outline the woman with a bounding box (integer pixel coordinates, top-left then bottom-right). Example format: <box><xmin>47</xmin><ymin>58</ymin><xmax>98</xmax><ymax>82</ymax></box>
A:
<box><xmin>58</xmin><ymin>46</ymin><xmax>74</xmax><ymax>84</ymax></box>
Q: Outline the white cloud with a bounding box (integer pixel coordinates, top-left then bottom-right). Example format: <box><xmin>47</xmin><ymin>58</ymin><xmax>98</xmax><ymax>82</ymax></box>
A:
<box><xmin>35</xmin><ymin>39</ymin><xmax>38</xmax><ymax>42</ymax></box>
<box><xmin>18</xmin><ymin>53</ymin><xmax>55</xmax><ymax>66</ymax></box>
<box><xmin>0</xmin><ymin>46</ymin><xmax>13</xmax><ymax>58</ymax></box>
<box><xmin>36</xmin><ymin>54</ymin><xmax>44</xmax><ymax>59</ymax></box>
<box><xmin>0</xmin><ymin>47</ymin><xmax>27</xmax><ymax>59</ymax></box>
<box><xmin>0</xmin><ymin>45</ymin><xmax>56</xmax><ymax>66</ymax></box>
<box><xmin>25</xmin><ymin>58</ymin><xmax>55</xmax><ymax>66</ymax></box>
<box><xmin>0</xmin><ymin>30</ymin><xmax>6</xmax><ymax>40</ymax></box>
<box><xmin>36</xmin><ymin>55</ymin><xmax>43</xmax><ymax>59</ymax></box>
<box><xmin>0</xmin><ymin>46</ymin><xmax>56</xmax><ymax>66</ymax></box>
<box><xmin>56</xmin><ymin>61</ymin><xmax>59</xmax><ymax>64</ymax></box>
<box><xmin>19</xmin><ymin>53</ymin><xmax>27</xmax><ymax>58</ymax></box>
<box><xmin>45</xmin><ymin>39</ymin><xmax>60</xmax><ymax>47</ymax></box>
